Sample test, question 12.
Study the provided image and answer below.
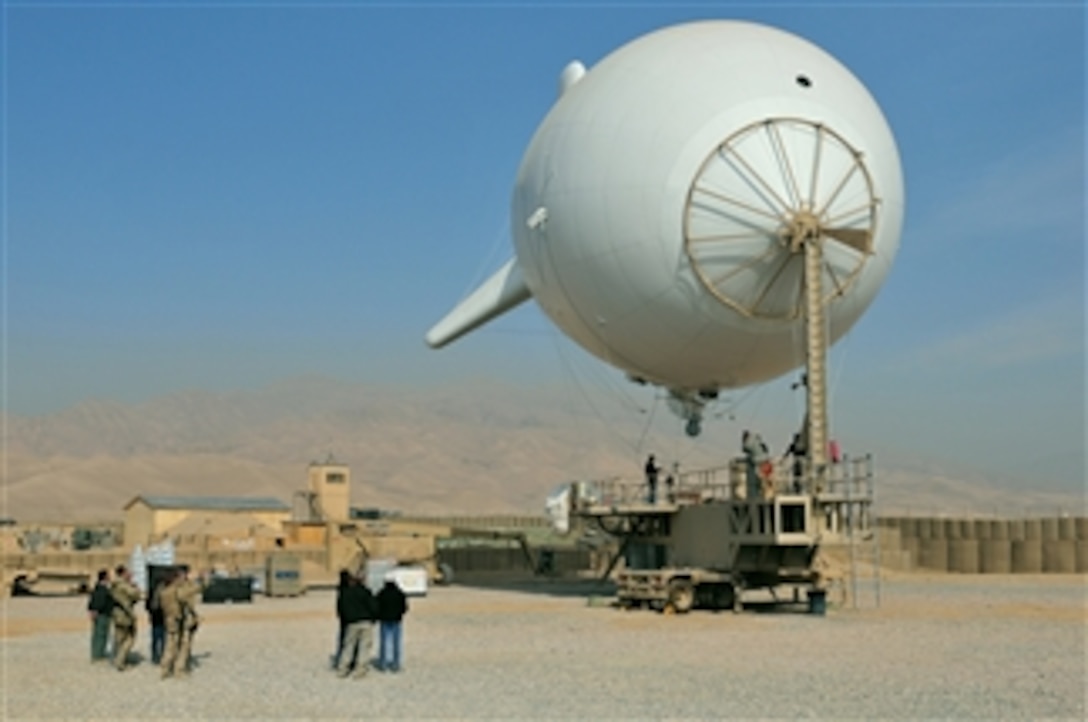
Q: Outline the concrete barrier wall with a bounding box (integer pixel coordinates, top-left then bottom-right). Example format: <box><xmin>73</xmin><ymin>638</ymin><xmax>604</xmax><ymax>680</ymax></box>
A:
<box><xmin>878</xmin><ymin>516</ymin><xmax>1086</xmax><ymax>574</ymax></box>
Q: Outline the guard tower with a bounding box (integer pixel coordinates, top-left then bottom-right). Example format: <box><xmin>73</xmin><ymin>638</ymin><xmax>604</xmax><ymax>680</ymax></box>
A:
<box><xmin>295</xmin><ymin>456</ymin><xmax>351</xmax><ymax>523</ymax></box>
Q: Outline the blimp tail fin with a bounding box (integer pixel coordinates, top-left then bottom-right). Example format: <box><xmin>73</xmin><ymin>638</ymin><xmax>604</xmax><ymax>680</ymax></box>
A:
<box><xmin>425</xmin><ymin>257</ymin><xmax>532</xmax><ymax>348</ymax></box>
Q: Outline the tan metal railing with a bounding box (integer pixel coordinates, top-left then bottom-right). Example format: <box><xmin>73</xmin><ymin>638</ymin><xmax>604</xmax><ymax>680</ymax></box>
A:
<box><xmin>574</xmin><ymin>454</ymin><xmax>874</xmax><ymax>509</ymax></box>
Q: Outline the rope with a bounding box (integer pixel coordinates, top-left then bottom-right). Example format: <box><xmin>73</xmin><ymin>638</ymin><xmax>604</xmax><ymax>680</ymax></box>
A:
<box><xmin>550</xmin><ymin>330</ymin><xmax>644</xmax><ymax>455</ymax></box>
<box><xmin>458</xmin><ymin>217</ymin><xmax>511</xmax><ymax>302</ymax></box>
<box><xmin>633</xmin><ymin>391</ymin><xmax>659</xmax><ymax>455</ymax></box>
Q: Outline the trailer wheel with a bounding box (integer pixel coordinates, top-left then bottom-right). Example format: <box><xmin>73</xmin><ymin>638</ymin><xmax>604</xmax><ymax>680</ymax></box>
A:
<box><xmin>667</xmin><ymin>579</ymin><xmax>694</xmax><ymax>614</ymax></box>
<box><xmin>710</xmin><ymin>584</ymin><xmax>735</xmax><ymax>611</ymax></box>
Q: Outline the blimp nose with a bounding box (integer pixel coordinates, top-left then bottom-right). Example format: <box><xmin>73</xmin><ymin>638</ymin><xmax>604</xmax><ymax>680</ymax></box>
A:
<box><xmin>682</xmin><ymin>117</ymin><xmax>878</xmax><ymax>322</ymax></box>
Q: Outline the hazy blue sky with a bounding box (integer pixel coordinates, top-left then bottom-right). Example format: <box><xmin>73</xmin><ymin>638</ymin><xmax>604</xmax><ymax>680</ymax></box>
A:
<box><xmin>4</xmin><ymin>2</ymin><xmax>1084</xmax><ymax>487</ymax></box>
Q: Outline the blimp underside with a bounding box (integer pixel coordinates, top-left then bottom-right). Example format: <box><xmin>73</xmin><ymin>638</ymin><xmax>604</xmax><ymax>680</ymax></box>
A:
<box><xmin>426</xmin><ymin>19</ymin><xmax>903</xmax><ymax>435</ymax></box>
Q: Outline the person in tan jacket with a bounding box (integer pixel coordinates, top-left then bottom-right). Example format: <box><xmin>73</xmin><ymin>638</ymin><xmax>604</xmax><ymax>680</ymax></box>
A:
<box><xmin>176</xmin><ymin>570</ymin><xmax>202</xmax><ymax>675</ymax></box>
<box><xmin>160</xmin><ymin>566</ymin><xmax>202</xmax><ymax>679</ymax></box>
<box><xmin>108</xmin><ymin>565</ymin><xmax>141</xmax><ymax>671</ymax></box>
<box><xmin>158</xmin><ymin>568</ymin><xmax>184</xmax><ymax>679</ymax></box>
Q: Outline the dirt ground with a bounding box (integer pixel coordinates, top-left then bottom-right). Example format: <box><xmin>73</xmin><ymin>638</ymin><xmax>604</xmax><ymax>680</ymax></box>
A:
<box><xmin>1</xmin><ymin>573</ymin><xmax>1084</xmax><ymax>720</ymax></box>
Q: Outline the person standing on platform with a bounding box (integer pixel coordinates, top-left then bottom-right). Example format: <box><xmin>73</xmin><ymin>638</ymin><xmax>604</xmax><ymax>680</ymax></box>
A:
<box><xmin>783</xmin><ymin>432</ymin><xmax>808</xmax><ymax>493</ymax></box>
<box><xmin>644</xmin><ymin>454</ymin><xmax>660</xmax><ymax>504</ymax></box>
<box><xmin>742</xmin><ymin>431</ymin><xmax>771</xmax><ymax>500</ymax></box>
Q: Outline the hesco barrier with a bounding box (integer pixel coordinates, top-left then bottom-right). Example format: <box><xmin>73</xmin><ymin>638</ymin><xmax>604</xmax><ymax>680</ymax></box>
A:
<box><xmin>918</xmin><ymin>539</ymin><xmax>949</xmax><ymax>570</ymax></box>
<box><xmin>1042</xmin><ymin>541</ymin><xmax>1076</xmax><ymax>573</ymax></box>
<box><xmin>980</xmin><ymin>540</ymin><xmax>1012</xmax><ymax>574</ymax></box>
<box><xmin>905</xmin><ymin>518</ymin><xmax>922</xmax><ymax>539</ymax></box>
<box><xmin>877</xmin><ymin>516</ymin><xmax>1086</xmax><ymax>574</ymax></box>
<box><xmin>903</xmin><ymin>538</ymin><xmax>920</xmax><ymax>568</ymax></box>
<box><xmin>948</xmin><ymin>539</ymin><xmax>980</xmax><ymax>574</ymax></box>
<box><xmin>1077</xmin><ymin>542</ymin><xmax>1088</xmax><ymax>574</ymax></box>
<box><xmin>1011</xmin><ymin>540</ymin><xmax>1044</xmax><ymax>573</ymax></box>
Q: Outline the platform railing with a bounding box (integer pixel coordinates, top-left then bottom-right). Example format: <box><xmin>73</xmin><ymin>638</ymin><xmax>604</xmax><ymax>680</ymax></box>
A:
<box><xmin>574</xmin><ymin>455</ymin><xmax>874</xmax><ymax>512</ymax></box>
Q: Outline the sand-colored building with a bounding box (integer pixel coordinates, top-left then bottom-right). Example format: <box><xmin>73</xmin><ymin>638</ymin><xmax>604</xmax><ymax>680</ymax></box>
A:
<box><xmin>123</xmin><ymin>495</ymin><xmax>291</xmax><ymax>549</ymax></box>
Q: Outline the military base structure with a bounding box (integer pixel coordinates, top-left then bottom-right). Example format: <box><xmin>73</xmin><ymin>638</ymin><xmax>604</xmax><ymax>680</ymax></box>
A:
<box><xmin>1</xmin><ymin>458</ymin><xmax>593</xmax><ymax>597</ymax></box>
<box><xmin>2</xmin><ymin>456</ymin><xmax>1084</xmax><ymax>602</ymax></box>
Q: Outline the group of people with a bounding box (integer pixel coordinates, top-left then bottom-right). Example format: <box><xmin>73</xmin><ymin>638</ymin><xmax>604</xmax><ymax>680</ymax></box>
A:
<box><xmin>333</xmin><ymin>570</ymin><xmax>409</xmax><ymax>678</ymax></box>
<box><xmin>86</xmin><ymin>564</ymin><xmax>201</xmax><ymax>679</ymax></box>
<box><xmin>746</xmin><ymin>428</ymin><xmax>844</xmax><ymax>497</ymax></box>
<box><xmin>638</xmin><ymin>427</ymin><xmax>843</xmax><ymax>504</ymax></box>
<box><xmin>89</xmin><ymin>563</ymin><xmax>411</xmax><ymax>680</ymax></box>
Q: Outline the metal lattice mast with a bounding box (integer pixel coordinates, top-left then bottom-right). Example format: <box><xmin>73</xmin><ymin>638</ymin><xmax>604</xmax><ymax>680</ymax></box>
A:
<box><xmin>803</xmin><ymin>234</ymin><xmax>829</xmax><ymax>491</ymax></box>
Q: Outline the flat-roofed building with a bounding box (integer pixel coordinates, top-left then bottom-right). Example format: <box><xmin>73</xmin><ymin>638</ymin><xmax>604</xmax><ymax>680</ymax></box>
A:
<box><xmin>123</xmin><ymin>495</ymin><xmax>291</xmax><ymax>549</ymax></box>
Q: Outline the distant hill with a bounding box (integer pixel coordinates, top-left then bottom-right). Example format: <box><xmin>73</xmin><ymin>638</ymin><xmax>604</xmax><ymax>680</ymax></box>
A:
<box><xmin>4</xmin><ymin>377</ymin><xmax>1083</xmax><ymax>522</ymax></box>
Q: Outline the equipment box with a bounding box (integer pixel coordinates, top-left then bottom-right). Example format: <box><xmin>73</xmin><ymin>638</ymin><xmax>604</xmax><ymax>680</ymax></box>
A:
<box><xmin>265</xmin><ymin>554</ymin><xmax>303</xmax><ymax>597</ymax></box>
<box><xmin>202</xmin><ymin>576</ymin><xmax>253</xmax><ymax>604</ymax></box>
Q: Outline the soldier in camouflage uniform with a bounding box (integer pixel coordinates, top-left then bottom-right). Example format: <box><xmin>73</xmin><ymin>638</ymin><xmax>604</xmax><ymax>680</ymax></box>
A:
<box><xmin>160</xmin><ymin>566</ymin><xmax>201</xmax><ymax>678</ymax></box>
<box><xmin>158</xmin><ymin>568</ymin><xmax>184</xmax><ymax>679</ymax></box>
<box><xmin>176</xmin><ymin>570</ymin><xmax>202</xmax><ymax>675</ymax></box>
<box><xmin>108</xmin><ymin>565</ymin><xmax>141</xmax><ymax>671</ymax></box>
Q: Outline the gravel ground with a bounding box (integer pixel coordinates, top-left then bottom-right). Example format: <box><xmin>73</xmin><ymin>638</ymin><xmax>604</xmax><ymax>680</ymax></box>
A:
<box><xmin>1</xmin><ymin>574</ymin><xmax>1084</xmax><ymax>720</ymax></box>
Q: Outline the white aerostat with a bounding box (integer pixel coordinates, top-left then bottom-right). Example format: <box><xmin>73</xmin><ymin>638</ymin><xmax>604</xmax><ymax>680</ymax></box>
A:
<box><xmin>427</xmin><ymin>20</ymin><xmax>904</xmax><ymax>436</ymax></box>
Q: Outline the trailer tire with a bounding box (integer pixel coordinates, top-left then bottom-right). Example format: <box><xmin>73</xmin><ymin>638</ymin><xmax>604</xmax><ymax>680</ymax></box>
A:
<box><xmin>667</xmin><ymin>579</ymin><xmax>694</xmax><ymax>614</ymax></box>
<box><xmin>711</xmin><ymin>584</ymin><xmax>735</xmax><ymax>611</ymax></box>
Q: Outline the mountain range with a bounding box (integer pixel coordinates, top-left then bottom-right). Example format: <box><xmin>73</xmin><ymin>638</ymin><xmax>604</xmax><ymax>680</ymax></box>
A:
<box><xmin>5</xmin><ymin>376</ymin><xmax>1083</xmax><ymax>522</ymax></box>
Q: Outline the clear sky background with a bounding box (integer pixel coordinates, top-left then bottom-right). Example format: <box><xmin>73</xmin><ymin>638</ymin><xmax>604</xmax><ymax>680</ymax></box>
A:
<box><xmin>4</xmin><ymin>1</ymin><xmax>1084</xmax><ymax>489</ymax></box>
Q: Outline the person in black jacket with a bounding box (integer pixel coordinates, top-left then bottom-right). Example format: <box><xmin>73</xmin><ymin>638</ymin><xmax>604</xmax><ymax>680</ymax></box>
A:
<box><xmin>331</xmin><ymin>569</ymin><xmax>351</xmax><ymax>669</ymax></box>
<box><xmin>336</xmin><ymin>575</ymin><xmax>377</xmax><ymax>679</ymax></box>
<box><xmin>377</xmin><ymin>577</ymin><xmax>409</xmax><ymax>673</ymax></box>
<box><xmin>87</xmin><ymin>568</ymin><xmax>113</xmax><ymax>662</ymax></box>
<box><xmin>146</xmin><ymin>577</ymin><xmax>167</xmax><ymax>665</ymax></box>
